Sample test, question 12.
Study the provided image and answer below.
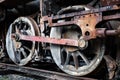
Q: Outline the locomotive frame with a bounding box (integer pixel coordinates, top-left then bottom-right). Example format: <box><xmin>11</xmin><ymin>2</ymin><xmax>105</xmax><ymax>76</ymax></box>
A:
<box><xmin>1</xmin><ymin>0</ymin><xmax>120</xmax><ymax>79</ymax></box>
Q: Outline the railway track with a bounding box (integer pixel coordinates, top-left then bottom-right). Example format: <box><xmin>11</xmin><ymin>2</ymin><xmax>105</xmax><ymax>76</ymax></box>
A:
<box><xmin>0</xmin><ymin>63</ymin><xmax>97</xmax><ymax>80</ymax></box>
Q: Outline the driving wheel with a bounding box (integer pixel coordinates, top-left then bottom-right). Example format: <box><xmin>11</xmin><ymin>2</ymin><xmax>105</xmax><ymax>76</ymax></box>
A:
<box><xmin>50</xmin><ymin>6</ymin><xmax>105</xmax><ymax>76</ymax></box>
<box><xmin>6</xmin><ymin>17</ymin><xmax>40</xmax><ymax>66</ymax></box>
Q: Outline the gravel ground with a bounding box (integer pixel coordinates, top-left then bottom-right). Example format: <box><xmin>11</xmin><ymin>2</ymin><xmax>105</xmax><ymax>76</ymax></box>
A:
<box><xmin>0</xmin><ymin>74</ymin><xmax>40</xmax><ymax>80</ymax></box>
<box><xmin>0</xmin><ymin>70</ymin><xmax>47</xmax><ymax>80</ymax></box>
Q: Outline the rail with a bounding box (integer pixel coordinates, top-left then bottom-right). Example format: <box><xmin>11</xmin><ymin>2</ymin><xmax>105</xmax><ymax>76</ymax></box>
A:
<box><xmin>0</xmin><ymin>63</ymin><xmax>96</xmax><ymax>80</ymax></box>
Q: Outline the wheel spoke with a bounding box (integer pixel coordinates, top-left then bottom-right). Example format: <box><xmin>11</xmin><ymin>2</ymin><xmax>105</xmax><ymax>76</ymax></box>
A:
<box><xmin>20</xmin><ymin>48</ymin><xmax>27</xmax><ymax>58</ymax></box>
<box><xmin>61</xmin><ymin>50</ymin><xmax>65</xmax><ymax>65</ymax></box>
<box><xmin>15</xmin><ymin>50</ymin><xmax>21</xmax><ymax>63</ymax></box>
<box><xmin>23</xmin><ymin>46</ymin><xmax>31</xmax><ymax>52</ymax></box>
<box><xmin>26</xmin><ymin>30</ymin><xmax>32</xmax><ymax>35</ymax></box>
<box><xmin>23</xmin><ymin>24</ymin><xmax>27</xmax><ymax>30</ymax></box>
<box><xmin>77</xmin><ymin>51</ymin><xmax>89</xmax><ymax>65</ymax></box>
<box><xmin>15</xmin><ymin>25</ymin><xmax>19</xmax><ymax>34</ymax></box>
<box><xmin>72</xmin><ymin>53</ymin><xmax>79</xmax><ymax>69</ymax></box>
<box><xmin>64</xmin><ymin>53</ymin><xmax>71</xmax><ymax>65</ymax></box>
<box><xmin>18</xmin><ymin>22</ymin><xmax>22</xmax><ymax>29</ymax></box>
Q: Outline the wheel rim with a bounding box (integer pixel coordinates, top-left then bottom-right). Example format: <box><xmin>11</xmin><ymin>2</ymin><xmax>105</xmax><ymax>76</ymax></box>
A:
<box><xmin>6</xmin><ymin>17</ymin><xmax>39</xmax><ymax>66</ymax></box>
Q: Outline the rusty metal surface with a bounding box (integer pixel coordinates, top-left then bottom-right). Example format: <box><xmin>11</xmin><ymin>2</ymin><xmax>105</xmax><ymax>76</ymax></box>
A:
<box><xmin>104</xmin><ymin>55</ymin><xmax>117</xmax><ymax>79</ymax></box>
<box><xmin>100</xmin><ymin>0</ymin><xmax>120</xmax><ymax>6</ymax></box>
<box><xmin>10</xmin><ymin>5</ymin><xmax>120</xmax><ymax>47</ymax></box>
<box><xmin>76</xmin><ymin>13</ymin><xmax>101</xmax><ymax>40</ymax></box>
<box><xmin>41</xmin><ymin>5</ymin><xmax>119</xmax><ymax>21</ymax></box>
<box><xmin>16</xmin><ymin>34</ymin><xmax>79</xmax><ymax>47</ymax></box>
<box><xmin>96</xmin><ymin>28</ymin><xmax>120</xmax><ymax>37</ymax></box>
<box><xmin>48</xmin><ymin>20</ymin><xmax>75</xmax><ymax>27</ymax></box>
<box><xmin>11</xmin><ymin>28</ymin><xmax>120</xmax><ymax>47</ymax></box>
<box><xmin>103</xmin><ymin>13</ymin><xmax>120</xmax><ymax>20</ymax></box>
<box><xmin>40</xmin><ymin>5</ymin><xmax>120</xmax><ymax>41</ymax></box>
<box><xmin>46</xmin><ymin>13</ymin><xmax>101</xmax><ymax>40</ymax></box>
<box><xmin>0</xmin><ymin>63</ymin><xmax>97</xmax><ymax>80</ymax></box>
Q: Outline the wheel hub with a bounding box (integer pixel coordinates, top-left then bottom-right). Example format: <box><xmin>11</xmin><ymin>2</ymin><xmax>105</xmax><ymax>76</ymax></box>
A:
<box><xmin>78</xmin><ymin>37</ymin><xmax>88</xmax><ymax>50</ymax></box>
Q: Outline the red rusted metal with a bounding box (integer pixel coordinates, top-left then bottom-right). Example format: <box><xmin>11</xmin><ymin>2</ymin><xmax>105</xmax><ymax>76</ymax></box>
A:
<box><xmin>40</xmin><ymin>5</ymin><xmax>120</xmax><ymax>40</ymax></box>
<box><xmin>11</xmin><ymin>28</ymin><xmax>120</xmax><ymax>47</ymax></box>
<box><xmin>76</xmin><ymin>13</ymin><xmax>101</xmax><ymax>40</ymax></box>
<box><xmin>41</xmin><ymin>5</ymin><xmax>119</xmax><ymax>22</ymax></box>
<box><xmin>10</xmin><ymin>4</ymin><xmax>120</xmax><ymax>47</ymax></box>
<box><xmin>44</xmin><ymin>13</ymin><xmax>101</xmax><ymax>40</ymax></box>
<box><xmin>103</xmin><ymin>13</ymin><xmax>120</xmax><ymax>20</ymax></box>
<box><xmin>106</xmin><ymin>30</ymin><xmax>120</xmax><ymax>36</ymax></box>
<box><xmin>41</xmin><ymin>13</ymin><xmax>120</xmax><ymax>39</ymax></box>
<box><xmin>12</xmin><ymin>34</ymin><xmax>79</xmax><ymax>47</ymax></box>
<box><xmin>11</xmin><ymin>15</ymin><xmax>100</xmax><ymax>48</ymax></box>
<box><xmin>96</xmin><ymin>28</ymin><xmax>107</xmax><ymax>37</ymax></box>
<box><xmin>48</xmin><ymin>21</ymin><xmax>76</xmax><ymax>27</ymax></box>
<box><xmin>96</xmin><ymin>28</ymin><xmax>120</xmax><ymax>37</ymax></box>
<box><xmin>100</xmin><ymin>0</ymin><xmax>120</xmax><ymax>6</ymax></box>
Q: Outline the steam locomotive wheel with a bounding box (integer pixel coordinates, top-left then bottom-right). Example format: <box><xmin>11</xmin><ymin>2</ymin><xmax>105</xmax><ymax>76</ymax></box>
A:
<box><xmin>50</xmin><ymin>26</ymin><xmax>105</xmax><ymax>76</ymax></box>
<box><xmin>6</xmin><ymin>17</ymin><xmax>40</xmax><ymax>66</ymax></box>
